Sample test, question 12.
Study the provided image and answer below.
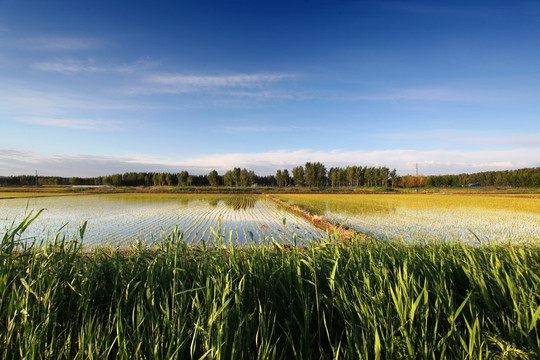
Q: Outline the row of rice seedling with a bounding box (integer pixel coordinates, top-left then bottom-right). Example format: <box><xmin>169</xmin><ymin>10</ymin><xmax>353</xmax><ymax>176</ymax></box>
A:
<box><xmin>0</xmin><ymin>194</ymin><xmax>326</xmax><ymax>246</ymax></box>
<box><xmin>1</xmin><ymin>213</ymin><xmax>539</xmax><ymax>358</ymax></box>
<box><xmin>275</xmin><ymin>194</ymin><xmax>540</xmax><ymax>243</ymax></box>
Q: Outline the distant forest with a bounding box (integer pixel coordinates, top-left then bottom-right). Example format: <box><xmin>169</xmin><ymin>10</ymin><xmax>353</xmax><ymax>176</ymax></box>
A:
<box><xmin>2</xmin><ymin>163</ymin><xmax>539</xmax><ymax>188</ymax></box>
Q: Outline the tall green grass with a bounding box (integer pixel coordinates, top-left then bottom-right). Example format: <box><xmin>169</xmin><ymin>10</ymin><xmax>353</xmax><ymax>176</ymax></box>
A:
<box><xmin>1</xmin><ymin>213</ymin><xmax>540</xmax><ymax>359</ymax></box>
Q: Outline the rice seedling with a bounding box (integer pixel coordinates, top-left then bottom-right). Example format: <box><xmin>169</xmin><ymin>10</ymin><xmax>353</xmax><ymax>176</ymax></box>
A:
<box><xmin>0</xmin><ymin>194</ymin><xmax>326</xmax><ymax>246</ymax></box>
<box><xmin>275</xmin><ymin>194</ymin><xmax>540</xmax><ymax>243</ymax></box>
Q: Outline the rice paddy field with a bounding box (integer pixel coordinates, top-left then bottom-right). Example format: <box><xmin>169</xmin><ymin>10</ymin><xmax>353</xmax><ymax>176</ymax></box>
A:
<box><xmin>0</xmin><ymin>194</ymin><xmax>325</xmax><ymax>246</ymax></box>
<box><xmin>274</xmin><ymin>194</ymin><xmax>540</xmax><ymax>244</ymax></box>
<box><xmin>2</xmin><ymin>192</ymin><xmax>540</xmax><ymax>358</ymax></box>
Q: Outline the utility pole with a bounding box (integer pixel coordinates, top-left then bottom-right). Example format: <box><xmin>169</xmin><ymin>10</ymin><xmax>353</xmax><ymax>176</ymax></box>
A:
<box><xmin>416</xmin><ymin>163</ymin><xmax>418</xmax><ymax>177</ymax></box>
<box><xmin>35</xmin><ymin>170</ymin><xmax>39</xmax><ymax>187</ymax></box>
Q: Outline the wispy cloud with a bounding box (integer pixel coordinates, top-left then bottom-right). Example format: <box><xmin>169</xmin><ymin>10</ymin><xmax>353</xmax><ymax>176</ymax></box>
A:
<box><xmin>147</xmin><ymin>73</ymin><xmax>293</xmax><ymax>87</ymax></box>
<box><xmin>1</xmin><ymin>89</ymin><xmax>91</xmax><ymax>115</ymax></box>
<box><xmin>19</xmin><ymin>118</ymin><xmax>122</xmax><ymax>130</ymax></box>
<box><xmin>33</xmin><ymin>59</ymin><xmax>105</xmax><ymax>73</ymax></box>
<box><xmin>0</xmin><ymin>85</ymin><xmax>158</xmax><ymax>117</ymax></box>
<box><xmin>223</xmin><ymin>124</ymin><xmax>306</xmax><ymax>133</ymax></box>
<box><xmin>126</xmin><ymin>73</ymin><xmax>297</xmax><ymax>95</ymax></box>
<box><xmin>32</xmin><ymin>58</ymin><xmax>160</xmax><ymax>74</ymax></box>
<box><xmin>13</xmin><ymin>36</ymin><xmax>101</xmax><ymax>51</ymax></box>
<box><xmin>1</xmin><ymin>147</ymin><xmax>538</xmax><ymax>177</ymax></box>
<box><xmin>353</xmin><ymin>86</ymin><xmax>490</xmax><ymax>103</ymax></box>
<box><xmin>215</xmin><ymin>89</ymin><xmax>303</xmax><ymax>101</ymax></box>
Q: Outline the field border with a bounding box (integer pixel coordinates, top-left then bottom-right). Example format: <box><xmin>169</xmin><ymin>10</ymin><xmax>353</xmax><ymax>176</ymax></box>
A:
<box><xmin>264</xmin><ymin>194</ymin><xmax>370</xmax><ymax>241</ymax></box>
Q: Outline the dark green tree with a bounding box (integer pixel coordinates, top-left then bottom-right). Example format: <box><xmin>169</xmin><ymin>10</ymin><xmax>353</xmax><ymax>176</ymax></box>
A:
<box><xmin>275</xmin><ymin>170</ymin><xmax>284</xmax><ymax>187</ymax></box>
<box><xmin>305</xmin><ymin>162</ymin><xmax>327</xmax><ymax>187</ymax></box>
<box><xmin>292</xmin><ymin>166</ymin><xmax>305</xmax><ymax>186</ymax></box>
<box><xmin>239</xmin><ymin>168</ymin><xmax>250</xmax><ymax>187</ymax></box>
<box><xmin>208</xmin><ymin>170</ymin><xmax>219</xmax><ymax>186</ymax></box>
<box><xmin>232</xmin><ymin>168</ymin><xmax>241</xmax><ymax>186</ymax></box>
<box><xmin>223</xmin><ymin>170</ymin><xmax>235</xmax><ymax>186</ymax></box>
<box><xmin>248</xmin><ymin>170</ymin><xmax>256</xmax><ymax>186</ymax></box>
<box><xmin>177</xmin><ymin>171</ymin><xmax>190</xmax><ymax>186</ymax></box>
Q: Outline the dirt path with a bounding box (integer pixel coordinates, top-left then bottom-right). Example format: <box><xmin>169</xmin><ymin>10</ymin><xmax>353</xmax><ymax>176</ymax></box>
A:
<box><xmin>264</xmin><ymin>194</ymin><xmax>370</xmax><ymax>241</ymax></box>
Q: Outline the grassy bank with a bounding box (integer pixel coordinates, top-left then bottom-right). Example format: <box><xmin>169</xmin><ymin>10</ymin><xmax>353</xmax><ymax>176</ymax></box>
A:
<box><xmin>1</xmin><ymin>214</ymin><xmax>540</xmax><ymax>359</ymax></box>
<box><xmin>264</xmin><ymin>194</ymin><xmax>367</xmax><ymax>241</ymax></box>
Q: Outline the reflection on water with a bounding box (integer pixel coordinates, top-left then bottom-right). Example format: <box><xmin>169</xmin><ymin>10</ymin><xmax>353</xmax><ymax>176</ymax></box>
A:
<box><xmin>0</xmin><ymin>194</ymin><xmax>325</xmax><ymax>246</ymax></box>
<box><xmin>166</xmin><ymin>195</ymin><xmax>256</xmax><ymax>210</ymax></box>
<box><xmin>181</xmin><ymin>196</ymin><xmax>256</xmax><ymax>210</ymax></box>
<box><xmin>206</xmin><ymin>197</ymin><xmax>220</xmax><ymax>207</ymax></box>
<box><xmin>221</xmin><ymin>196</ymin><xmax>256</xmax><ymax>210</ymax></box>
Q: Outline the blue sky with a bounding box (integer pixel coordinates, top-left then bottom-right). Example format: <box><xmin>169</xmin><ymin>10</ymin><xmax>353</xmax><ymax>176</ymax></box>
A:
<box><xmin>1</xmin><ymin>0</ymin><xmax>539</xmax><ymax>177</ymax></box>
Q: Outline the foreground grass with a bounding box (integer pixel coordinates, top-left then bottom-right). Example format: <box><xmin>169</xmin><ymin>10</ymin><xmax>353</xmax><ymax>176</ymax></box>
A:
<box><xmin>2</xmin><ymin>214</ymin><xmax>540</xmax><ymax>359</ymax></box>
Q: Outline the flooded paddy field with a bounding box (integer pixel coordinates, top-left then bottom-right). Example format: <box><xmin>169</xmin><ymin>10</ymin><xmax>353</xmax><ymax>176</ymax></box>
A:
<box><xmin>274</xmin><ymin>193</ymin><xmax>540</xmax><ymax>243</ymax></box>
<box><xmin>3</xmin><ymin>192</ymin><xmax>539</xmax><ymax>246</ymax></box>
<box><xmin>0</xmin><ymin>194</ymin><xmax>326</xmax><ymax>246</ymax></box>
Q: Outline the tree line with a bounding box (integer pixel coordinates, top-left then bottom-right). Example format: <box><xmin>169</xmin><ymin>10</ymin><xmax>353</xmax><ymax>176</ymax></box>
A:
<box><xmin>425</xmin><ymin>167</ymin><xmax>540</xmax><ymax>187</ymax></box>
<box><xmin>2</xmin><ymin>165</ymin><xmax>539</xmax><ymax>188</ymax></box>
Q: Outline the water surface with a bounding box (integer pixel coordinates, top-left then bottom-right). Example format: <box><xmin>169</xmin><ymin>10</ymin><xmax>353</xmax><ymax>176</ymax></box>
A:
<box><xmin>275</xmin><ymin>194</ymin><xmax>540</xmax><ymax>243</ymax></box>
<box><xmin>0</xmin><ymin>194</ymin><xmax>326</xmax><ymax>246</ymax></box>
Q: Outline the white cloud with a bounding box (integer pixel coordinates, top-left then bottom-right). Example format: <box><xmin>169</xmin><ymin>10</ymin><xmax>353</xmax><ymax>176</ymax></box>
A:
<box><xmin>0</xmin><ymin>86</ymin><xmax>157</xmax><ymax>118</ymax></box>
<box><xmin>376</xmin><ymin>130</ymin><xmax>540</xmax><ymax>147</ymax></box>
<box><xmin>352</xmin><ymin>86</ymin><xmax>491</xmax><ymax>103</ymax></box>
<box><xmin>18</xmin><ymin>118</ymin><xmax>122</xmax><ymax>130</ymax></box>
<box><xmin>33</xmin><ymin>59</ymin><xmax>105</xmax><ymax>73</ymax></box>
<box><xmin>177</xmin><ymin>148</ymin><xmax>540</xmax><ymax>177</ymax></box>
<box><xmin>126</xmin><ymin>73</ymin><xmax>297</xmax><ymax>95</ymax></box>
<box><xmin>146</xmin><ymin>73</ymin><xmax>293</xmax><ymax>87</ymax></box>
<box><xmin>32</xmin><ymin>58</ymin><xmax>160</xmax><ymax>74</ymax></box>
<box><xmin>222</xmin><ymin>124</ymin><xmax>308</xmax><ymax>133</ymax></box>
<box><xmin>1</xmin><ymin>147</ymin><xmax>538</xmax><ymax>178</ymax></box>
<box><xmin>13</xmin><ymin>36</ymin><xmax>101</xmax><ymax>51</ymax></box>
<box><xmin>1</xmin><ymin>90</ymin><xmax>91</xmax><ymax>116</ymax></box>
